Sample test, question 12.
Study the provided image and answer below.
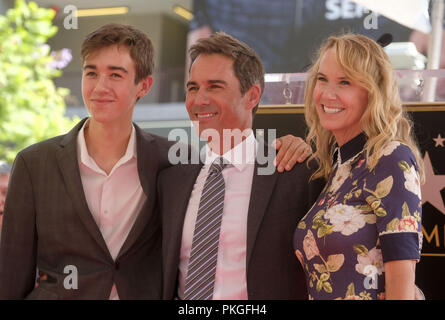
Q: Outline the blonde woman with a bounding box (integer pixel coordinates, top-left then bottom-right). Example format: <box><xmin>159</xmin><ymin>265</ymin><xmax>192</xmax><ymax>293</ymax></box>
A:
<box><xmin>293</xmin><ymin>34</ymin><xmax>424</xmax><ymax>300</ymax></box>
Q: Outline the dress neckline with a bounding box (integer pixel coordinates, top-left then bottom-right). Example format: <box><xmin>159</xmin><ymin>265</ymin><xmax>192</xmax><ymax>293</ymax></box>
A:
<box><xmin>336</xmin><ymin>132</ymin><xmax>367</xmax><ymax>165</ymax></box>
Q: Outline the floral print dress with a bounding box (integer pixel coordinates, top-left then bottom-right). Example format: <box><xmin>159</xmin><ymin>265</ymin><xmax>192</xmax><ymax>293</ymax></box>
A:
<box><xmin>293</xmin><ymin>133</ymin><xmax>422</xmax><ymax>300</ymax></box>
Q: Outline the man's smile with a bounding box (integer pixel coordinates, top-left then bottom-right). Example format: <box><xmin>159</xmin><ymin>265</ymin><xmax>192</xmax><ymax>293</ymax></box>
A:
<box><xmin>195</xmin><ymin>111</ymin><xmax>219</xmax><ymax>121</ymax></box>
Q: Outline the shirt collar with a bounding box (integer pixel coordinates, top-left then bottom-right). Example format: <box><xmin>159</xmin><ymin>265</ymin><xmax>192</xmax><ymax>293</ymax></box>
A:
<box><xmin>77</xmin><ymin>119</ymin><xmax>137</xmax><ymax>174</ymax></box>
<box><xmin>204</xmin><ymin>131</ymin><xmax>257</xmax><ymax>171</ymax></box>
<box><xmin>337</xmin><ymin>132</ymin><xmax>367</xmax><ymax>165</ymax></box>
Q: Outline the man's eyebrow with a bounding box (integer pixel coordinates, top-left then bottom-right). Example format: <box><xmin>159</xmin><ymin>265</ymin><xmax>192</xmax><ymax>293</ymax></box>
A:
<box><xmin>82</xmin><ymin>65</ymin><xmax>128</xmax><ymax>73</ymax></box>
<box><xmin>186</xmin><ymin>79</ymin><xmax>227</xmax><ymax>87</ymax></box>
<box><xmin>83</xmin><ymin>65</ymin><xmax>96</xmax><ymax>70</ymax></box>
<box><xmin>208</xmin><ymin>80</ymin><xmax>227</xmax><ymax>85</ymax></box>
<box><xmin>108</xmin><ymin>66</ymin><xmax>128</xmax><ymax>73</ymax></box>
<box><xmin>186</xmin><ymin>80</ymin><xmax>197</xmax><ymax>87</ymax></box>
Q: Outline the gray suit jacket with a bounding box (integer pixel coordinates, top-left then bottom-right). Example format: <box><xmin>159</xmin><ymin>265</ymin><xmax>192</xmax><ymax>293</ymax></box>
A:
<box><xmin>158</xmin><ymin>144</ymin><xmax>324</xmax><ymax>300</ymax></box>
<box><xmin>0</xmin><ymin>118</ymin><xmax>174</xmax><ymax>299</ymax></box>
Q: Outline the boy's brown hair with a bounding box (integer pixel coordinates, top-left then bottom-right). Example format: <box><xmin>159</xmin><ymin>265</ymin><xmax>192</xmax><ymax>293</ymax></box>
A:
<box><xmin>81</xmin><ymin>23</ymin><xmax>154</xmax><ymax>84</ymax></box>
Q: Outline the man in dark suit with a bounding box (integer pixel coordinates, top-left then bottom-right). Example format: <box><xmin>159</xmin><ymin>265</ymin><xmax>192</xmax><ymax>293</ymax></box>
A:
<box><xmin>159</xmin><ymin>32</ymin><xmax>324</xmax><ymax>300</ymax></box>
<box><xmin>0</xmin><ymin>23</ymin><xmax>172</xmax><ymax>299</ymax></box>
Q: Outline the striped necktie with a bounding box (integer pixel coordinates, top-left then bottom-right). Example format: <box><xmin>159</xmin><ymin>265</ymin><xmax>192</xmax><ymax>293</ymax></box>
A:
<box><xmin>183</xmin><ymin>157</ymin><xmax>229</xmax><ymax>300</ymax></box>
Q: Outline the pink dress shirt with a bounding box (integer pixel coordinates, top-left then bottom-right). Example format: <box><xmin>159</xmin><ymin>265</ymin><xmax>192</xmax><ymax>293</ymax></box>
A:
<box><xmin>77</xmin><ymin>120</ymin><xmax>146</xmax><ymax>300</ymax></box>
<box><xmin>178</xmin><ymin>132</ymin><xmax>257</xmax><ymax>300</ymax></box>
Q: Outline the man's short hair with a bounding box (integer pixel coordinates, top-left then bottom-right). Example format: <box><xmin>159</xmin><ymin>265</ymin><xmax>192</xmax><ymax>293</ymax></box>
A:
<box><xmin>189</xmin><ymin>32</ymin><xmax>265</xmax><ymax>115</ymax></box>
<box><xmin>81</xmin><ymin>23</ymin><xmax>154</xmax><ymax>84</ymax></box>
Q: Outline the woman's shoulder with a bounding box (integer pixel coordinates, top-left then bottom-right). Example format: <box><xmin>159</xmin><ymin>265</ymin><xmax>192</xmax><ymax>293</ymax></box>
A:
<box><xmin>369</xmin><ymin>141</ymin><xmax>420</xmax><ymax>181</ymax></box>
<box><xmin>377</xmin><ymin>141</ymin><xmax>417</xmax><ymax>165</ymax></box>
<box><xmin>379</xmin><ymin>141</ymin><xmax>414</xmax><ymax>157</ymax></box>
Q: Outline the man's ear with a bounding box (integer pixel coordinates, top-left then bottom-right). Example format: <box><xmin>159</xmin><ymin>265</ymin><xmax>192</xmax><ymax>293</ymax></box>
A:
<box><xmin>244</xmin><ymin>84</ymin><xmax>261</xmax><ymax>112</ymax></box>
<box><xmin>137</xmin><ymin>75</ymin><xmax>154</xmax><ymax>99</ymax></box>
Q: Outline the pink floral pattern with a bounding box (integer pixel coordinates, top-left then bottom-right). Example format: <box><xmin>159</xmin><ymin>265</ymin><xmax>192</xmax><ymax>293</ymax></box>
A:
<box><xmin>303</xmin><ymin>230</ymin><xmax>319</xmax><ymax>260</ymax></box>
<box><xmin>398</xmin><ymin>216</ymin><xmax>419</xmax><ymax>232</ymax></box>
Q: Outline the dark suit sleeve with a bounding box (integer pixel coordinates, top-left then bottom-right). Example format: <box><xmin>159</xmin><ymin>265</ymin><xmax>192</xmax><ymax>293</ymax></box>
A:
<box><xmin>308</xmin><ymin>177</ymin><xmax>324</xmax><ymax>207</ymax></box>
<box><xmin>0</xmin><ymin>153</ymin><xmax>37</xmax><ymax>299</ymax></box>
<box><xmin>156</xmin><ymin>168</ymin><xmax>164</xmax><ymax>247</ymax></box>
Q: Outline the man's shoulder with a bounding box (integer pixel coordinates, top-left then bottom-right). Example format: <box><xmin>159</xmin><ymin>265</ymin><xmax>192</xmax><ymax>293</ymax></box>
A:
<box><xmin>264</xmin><ymin>164</ymin><xmax>309</xmax><ymax>189</ymax></box>
<box><xmin>16</xmin><ymin>119</ymin><xmax>86</xmax><ymax>160</ymax></box>
<box><xmin>254</xmin><ymin>138</ymin><xmax>319</xmax><ymax>178</ymax></box>
<box><xmin>17</xmin><ymin>134</ymin><xmax>68</xmax><ymax>160</ymax></box>
<box><xmin>287</xmin><ymin>159</ymin><xmax>318</xmax><ymax>176</ymax></box>
<box><xmin>135</xmin><ymin>128</ymin><xmax>193</xmax><ymax>172</ymax></box>
<box><xmin>135</xmin><ymin>126</ymin><xmax>188</xmax><ymax>154</ymax></box>
<box><xmin>137</xmin><ymin>129</ymin><xmax>174</xmax><ymax>147</ymax></box>
<box><xmin>160</xmin><ymin>162</ymin><xmax>201</xmax><ymax>177</ymax></box>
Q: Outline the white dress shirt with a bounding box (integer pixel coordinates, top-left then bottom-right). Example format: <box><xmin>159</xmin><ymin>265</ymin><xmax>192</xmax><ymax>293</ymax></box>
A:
<box><xmin>178</xmin><ymin>132</ymin><xmax>257</xmax><ymax>300</ymax></box>
<box><xmin>77</xmin><ymin>120</ymin><xmax>146</xmax><ymax>300</ymax></box>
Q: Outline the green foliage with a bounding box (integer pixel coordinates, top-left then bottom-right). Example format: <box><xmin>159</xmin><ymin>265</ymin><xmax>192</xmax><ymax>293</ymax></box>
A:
<box><xmin>0</xmin><ymin>0</ymin><xmax>79</xmax><ymax>163</ymax></box>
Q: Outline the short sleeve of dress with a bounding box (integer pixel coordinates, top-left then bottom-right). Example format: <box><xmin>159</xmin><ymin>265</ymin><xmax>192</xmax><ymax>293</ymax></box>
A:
<box><xmin>363</xmin><ymin>142</ymin><xmax>422</xmax><ymax>263</ymax></box>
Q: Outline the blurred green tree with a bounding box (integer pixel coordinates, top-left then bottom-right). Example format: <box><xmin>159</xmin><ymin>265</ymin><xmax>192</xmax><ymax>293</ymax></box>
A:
<box><xmin>0</xmin><ymin>0</ymin><xmax>78</xmax><ymax>163</ymax></box>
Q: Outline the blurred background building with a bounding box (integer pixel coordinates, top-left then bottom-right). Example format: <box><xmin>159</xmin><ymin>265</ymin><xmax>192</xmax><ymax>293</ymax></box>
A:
<box><xmin>0</xmin><ymin>0</ymin><xmax>441</xmax><ymax>136</ymax></box>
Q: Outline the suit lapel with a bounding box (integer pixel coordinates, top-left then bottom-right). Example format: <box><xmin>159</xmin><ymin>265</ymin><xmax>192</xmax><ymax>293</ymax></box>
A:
<box><xmin>246</xmin><ymin>147</ymin><xmax>278</xmax><ymax>269</ymax></box>
<box><xmin>117</xmin><ymin>125</ymin><xmax>157</xmax><ymax>258</ymax></box>
<box><xmin>163</xmin><ymin>163</ymin><xmax>202</xmax><ymax>298</ymax></box>
<box><xmin>166</xmin><ymin>164</ymin><xmax>203</xmax><ymax>257</ymax></box>
<box><xmin>135</xmin><ymin>125</ymin><xmax>155</xmax><ymax>196</ymax></box>
<box><xmin>56</xmin><ymin>118</ymin><xmax>112</xmax><ymax>258</ymax></box>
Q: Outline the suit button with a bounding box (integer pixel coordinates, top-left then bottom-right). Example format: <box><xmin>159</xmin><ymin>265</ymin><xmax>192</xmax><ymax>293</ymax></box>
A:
<box><xmin>115</xmin><ymin>262</ymin><xmax>119</xmax><ymax>270</ymax></box>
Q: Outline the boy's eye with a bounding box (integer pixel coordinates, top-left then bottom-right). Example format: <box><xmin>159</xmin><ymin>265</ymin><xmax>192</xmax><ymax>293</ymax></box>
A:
<box><xmin>111</xmin><ymin>73</ymin><xmax>122</xmax><ymax>78</ymax></box>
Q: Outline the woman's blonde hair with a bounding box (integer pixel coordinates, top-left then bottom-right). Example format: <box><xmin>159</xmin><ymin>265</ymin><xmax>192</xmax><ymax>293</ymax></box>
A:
<box><xmin>305</xmin><ymin>33</ymin><xmax>424</xmax><ymax>182</ymax></box>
